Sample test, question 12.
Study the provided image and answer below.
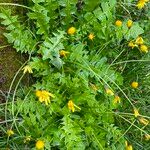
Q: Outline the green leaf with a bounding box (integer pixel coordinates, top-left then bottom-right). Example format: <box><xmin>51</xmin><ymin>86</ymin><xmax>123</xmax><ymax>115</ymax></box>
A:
<box><xmin>40</xmin><ymin>31</ymin><xmax>65</xmax><ymax>60</ymax></box>
<box><xmin>125</xmin><ymin>23</ymin><xmax>144</xmax><ymax>40</ymax></box>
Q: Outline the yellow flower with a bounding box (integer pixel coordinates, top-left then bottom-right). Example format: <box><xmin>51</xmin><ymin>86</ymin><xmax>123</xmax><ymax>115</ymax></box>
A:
<box><xmin>24</xmin><ymin>136</ymin><xmax>31</xmax><ymax>143</ymax></box>
<box><xmin>68</xmin><ymin>100</ymin><xmax>75</xmax><ymax>112</ymax></box>
<box><xmin>126</xmin><ymin>145</ymin><xmax>133</xmax><ymax>150</ymax></box>
<box><xmin>7</xmin><ymin>129</ymin><xmax>14</xmax><ymax>136</ymax></box>
<box><xmin>36</xmin><ymin>90</ymin><xmax>55</xmax><ymax>105</ymax></box>
<box><xmin>125</xmin><ymin>141</ymin><xmax>133</xmax><ymax>150</ymax></box>
<box><xmin>88</xmin><ymin>33</ymin><xmax>95</xmax><ymax>40</ymax></box>
<box><xmin>137</xmin><ymin>0</ymin><xmax>148</xmax><ymax>9</ymax></box>
<box><xmin>133</xmin><ymin>108</ymin><xmax>140</xmax><ymax>117</ymax></box>
<box><xmin>115</xmin><ymin>20</ymin><xmax>122</xmax><ymax>27</ymax></box>
<box><xmin>135</xmin><ymin>36</ymin><xmax>144</xmax><ymax>45</ymax></box>
<box><xmin>67</xmin><ymin>27</ymin><xmax>76</xmax><ymax>35</ymax></box>
<box><xmin>127</xmin><ymin>20</ymin><xmax>133</xmax><ymax>28</ymax></box>
<box><xmin>125</xmin><ymin>141</ymin><xmax>128</xmax><ymax>147</ymax></box>
<box><xmin>131</xmin><ymin>81</ymin><xmax>138</xmax><ymax>89</ymax></box>
<box><xmin>138</xmin><ymin>117</ymin><xmax>149</xmax><ymax>125</ymax></box>
<box><xmin>106</xmin><ymin>88</ymin><xmax>114</xmax><ymax>96</ymax></box>
<box><xmin>140</xmin><ymin>45</ymin><xmax>148</xmax><ymax>53</ymax></box>
<box><xmin>145</xmin><ymin>134</ymin><xmax>150</xmax><ymax>140</ymax></box>
<box><xmin>36</xmin><ymin>140</ymin><xmax>44</xmax><ymax>150</ymax></box>
<box><xmin>22</xmin><ymin>65</ymin><xmax>33</xmax><ymax>74</ymax></box>
<box><xmin>68</xmin><ymin>100</ymin><xmax>81</xmax><ymax>112</ymax></box>
<box><xmin>128</xmin><ymin>41</ymin><xmax>137</xmax><ymax>49</ymax></box>
<box><xmin>113</xmin><ymin>95</ymin><xmax>121</xmax><ymax>104</ymax></box>
<box><xmin>59</xmin><ymin>50</ymin><xmax>70</xmax><ymax>57</ymax></box>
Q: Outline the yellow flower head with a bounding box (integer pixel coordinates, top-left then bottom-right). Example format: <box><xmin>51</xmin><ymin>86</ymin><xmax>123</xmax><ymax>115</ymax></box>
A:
<box><xmin>137</xmin><ymin>0</ymin><xmax>148</xmax><ymax>9</ymax></box>
<box><xmin>127</xmin><ymin>145</ymin><xmax>133</xmax><ymax>150</ymax></box>
<box><xmin>131</xmin><ymin>81</ymin><xmax>138</xmax><ymax>89</ymax></box>
<box><xmin>24</xmin><ymin>136</ymin><xmax>31</xmax><ymax>143</ymax></box>
<box><xmin>22</xmin><ymin>65</ymin><xmax>33</xmax><ymax>74</ymax></box>
<box><xmin>133</xmin><ymin>108</ymin><xmax>140</xmax><ymax>117</ymax></box>
<box><xmin>138</xmin><ymin>117</ymin><xmax>149</xmax><ymax>125</ymax></box>
<box><xmin>7</xmin><ymin>129</ymin><xmax>14</xmax><ymax>136</ymax></box>
<box><xmin>140</xmin><ymin>45</ymin><xmax>148</xmax><ymax>53</ymax></box>
<box><xmin>128</xmin><ymin>41</ymin><xmax>137</xmax><ymax>49</ymax></box>
<box><xmin>145</xmin><ymin>134</ymin><xmax>150</xmax><ymax>140</ymax></box>
<box><xmin>36</xmin><ymin>140</ymin><xmax>44</xmax><ymax>150</ymax></box>
<box><xmin>67</xmin><ymin>27</ymin><xmax>76</xmax><ymax>35</ymax></box>
<box><xmin>68</xmin><ymin>100</ymin><xmax>75</xmax><ymax>112</ymax></box>
<box><xmin>135</xmin><ymin>36</ymin><xmax>144</xmax><ymax>45</ymax></box>
<box><xmin>127</xmin><ymin>20</ymin><xmax>133</xmax><ymax>28</ymax></box>
<box><xmin>113</xmin><ymin>95</ymin><xmax>121</xmax><ymax>104</ymax></box>
<box><xmin>106</xmin><ymin>88</ymin><xmax>114</xmax><ymax>96</ymax></box>
<box><xmin>125</xmin><ymin>141</ymin><xmax>133</xmax><ymax>150</ymax></box>
<box><xmin>36</xmin><ymin>90</ymin><xmax>55</xmax><ymax>105</ymax></box>
<box><xmin>59</xmin><ymin>50</ymin><xmax>70</xmax><ymax>57</ymax></box>
<box><xmin>67</xmin><ymin>100</ymin><xmax>81</xmax><ymax>112</ymax></box>
<box><xmin>115</xmin><ymin>20</ymin><xmax>122</xmax><ymax>27</ymax></box>
<box><xmin>88</xmin><ymin>33</ymin><xmax>95</xmax><ymax>40</ymax></box>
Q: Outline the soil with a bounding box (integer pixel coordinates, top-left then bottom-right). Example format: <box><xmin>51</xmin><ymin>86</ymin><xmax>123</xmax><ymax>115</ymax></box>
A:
<box><xmin>0</xmin><ymin>0</ymin><xmax>29</xmax><ymax>102</ymax></box>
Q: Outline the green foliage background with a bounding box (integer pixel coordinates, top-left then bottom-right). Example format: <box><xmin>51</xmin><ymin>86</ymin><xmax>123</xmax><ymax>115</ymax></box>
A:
<box><xmin>0</xmin><ymin>0</ymin><xmax>149</xmax><ymax>149</ymax></box>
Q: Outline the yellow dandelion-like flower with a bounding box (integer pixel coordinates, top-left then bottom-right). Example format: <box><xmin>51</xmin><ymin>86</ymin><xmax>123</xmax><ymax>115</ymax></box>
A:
<box><xmin>7</xmin><ymin>129</ymin><xmax>14</xmax><ymax>136</ymax></box>
<box><xmin>36</xmin><ymin>90</ymin><xmax>55</xmax><ymax>105</ymax></box>
<box><xmin>131</xmin><ymin>81</ymin><xmax>139</xmax><ymax>89</ymax></box>
<box><xmin>145</xmin><ymin>134</ymin><xmax>150</xmax><ymax>140</ymax></box>
<box><xmin>128</xmin><ymin>41</ymin><xmax>137</xmax><ymax>49</ymax></box>
<box><xmin>59</xmin><ymin>50</ymin><xmax>70</xmax><ymax>57</ymax></box>
<box><xmin>115</xmin><ymin>20</ymin><xmax>122</xmax><ymax>27</ymax></box>
<box><xmin>36</xmin><ymin>140</ymin><xmax>44</xmax><ymax>150</ymax></box>
<box><xmin>67</xmin><ymin>27</ymin><xmax>76</xmax><ymax>35</ymax></box>
<box><xmin>127</xmin><ymin>20</ymin><xmax>133</xmax><ymax>28</ymax></box>
<box><xmin>133</xmin><ymin>108</ymin><xmax>140</xmax><ymax>117</ymax></box>
<box><xmin>135</xmin><ymin>36</ymin><xmax>144</xmax><ymax>45</ymax></box>
<box><xmin>137</xmin><ymin>0</ymin><xmax>148</xmax><ymax>9</ymax></box>
<box><xmin>22</xmin><ymin>65</ymin><xmax>33</xmax><ymax>74</ymax></box>
<box><xmin>88</xmin><ymin>33</ymin><xmax>95</xmax><ymax>40</ymax></box>
<box><xmin>113</xmin><ymin>95</ymin><xmax>121</xmax><ymax>104</ymax></box>
<box><xmin>140</xmin><ymin>45</ymin><xmax>148</xmax><ymax>53</ymax></box>
<box><xmin>138</xmin><ymin>117</ymin><xmax>149</xmax><ymax>125</ymax></box>
<box><xmin>106</xmin><ymin>88</ymin><xmax>114</xmax><ymax>96</ymax></box>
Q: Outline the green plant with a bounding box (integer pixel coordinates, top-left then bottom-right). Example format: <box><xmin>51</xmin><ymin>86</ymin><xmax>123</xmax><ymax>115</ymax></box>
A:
<box><xmin>0</xmin><ymin>0</ymin><xmax>150</xmax><ymax>149</ymax></box>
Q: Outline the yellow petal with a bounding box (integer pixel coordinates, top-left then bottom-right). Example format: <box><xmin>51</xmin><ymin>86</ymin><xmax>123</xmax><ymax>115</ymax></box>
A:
<box><xmin>138</xmin><ymin>117</ymin><xmax>149</xmax><ymax>125</ymax></box>
<box><xmin>88</xmin><ymin>33</ymin><xmax>95</xmax><ymax>40</ymax></box>
<box><xmin>7</xmin><ymin>129</ymin><xmax>14</xmax><ymax>136</ymax></box>
<box><xmin>113</xmin><ymin>95</ymin><xmax>121</xmax><ymax>104</ymax></box>
<box><xmin>131</xmin><ymin>81</ymin><xmax>138</xmax><ymax>89</ymax></box>
<box><xmin>135</xmin><ymin>36</ymin><xmax>144</xmax><ymax>45</ymax></box>
<box><xmin>133</xmin><ymin>108</ymin><xmax>140</xmax><ymax>117</ymax></box>
<box><xmin>140</xmin><ymin>45</ymin><xmax>148</xmax><ymax>53</ymax></box>
<box><xmin>127</xmin><ymin>20</ymin><xmax>133</xmax><ymax>28</ymax></box>
<box><xmin>115</xmin><ymin>20</ymin><xmax>122</xmax><ymax>27</ymax></box>
<box><xmin>67</xmin><ymin>27</ymin><xmax>76</xmax><ymax>35</ymax></box>
<box><xmin>36</xmin><ymin>140</ymin><xmax>45</xmax><ymax>150</ymax></box>
<box><xmin>145</xmin><ymin>134</ymin><xmax>150</xmax><ymax>140</ymax></box>
<box><xmin>106</xmin><ymin>88</ymin><xmax>114</xmax><ymax>96</ymax></box>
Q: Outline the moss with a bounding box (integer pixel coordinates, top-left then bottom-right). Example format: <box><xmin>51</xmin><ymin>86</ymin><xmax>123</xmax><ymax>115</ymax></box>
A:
<box><xmin>0</xmin><ymin>47</ymin><xmax>22</xmax><ymax>90</ymax></box>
